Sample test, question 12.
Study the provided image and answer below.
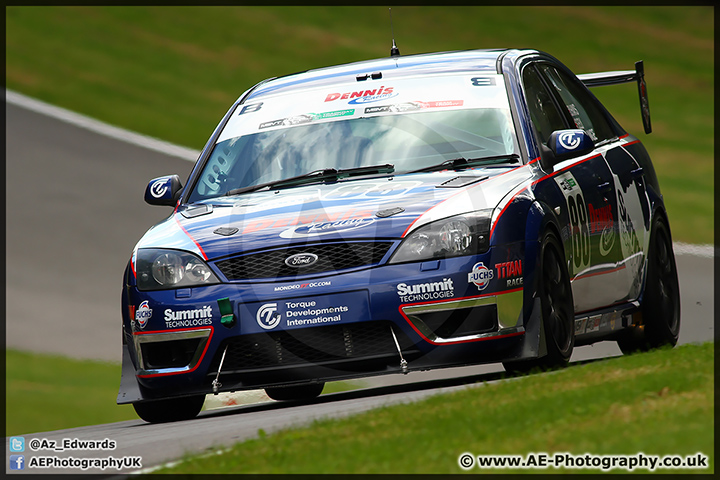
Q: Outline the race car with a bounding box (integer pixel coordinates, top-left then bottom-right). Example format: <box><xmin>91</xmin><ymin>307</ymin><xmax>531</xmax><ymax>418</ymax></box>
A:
<box><xmin>118</xmin><ymin>48</ymin><xmax>680</xmax><ymax>423</ymax></box>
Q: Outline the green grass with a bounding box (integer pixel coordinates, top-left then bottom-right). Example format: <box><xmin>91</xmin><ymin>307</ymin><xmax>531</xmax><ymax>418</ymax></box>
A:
<box><xmin>5</xmin><ymin>6</ymin><xmax>713</xmax><ymax>244</ymax></box>
<box><xmin>155</xmin><ymin>342</ymin><xmax>714</xmax><ymax>474</ymax></box>
<box><xmin>5</xmin><ymin>350</ymin><xmax>137</xmax><ymax>436</ymax></box>
<box><xmin>4</xmin><ymin>348</ymin><xmax>362</xmax><ymax>435</ymax></box>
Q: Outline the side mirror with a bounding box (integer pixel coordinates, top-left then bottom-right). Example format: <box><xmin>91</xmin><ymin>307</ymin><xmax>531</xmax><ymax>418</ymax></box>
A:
<box><xmin>144</xmin><ymin>175</ymin><xmax>183</xmax><ymax>206</ymax></box>
<box><xmin>541</xmin><ymin>129</ymin><xmax>595</xmax><ymax>170</ymax></box>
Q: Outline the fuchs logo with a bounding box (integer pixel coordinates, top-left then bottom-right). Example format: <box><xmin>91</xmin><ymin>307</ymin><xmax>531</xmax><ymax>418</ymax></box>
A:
<box><xmin>257</xmin><ymin>303</ymin><xmax>281</xmax><ymax>330</ymax></box>
<box><xmin>285</xmin><ymin>253</ymin><xmax>319</xmax><ymax>267</ymax></box>
<box><xmin>468</xmin><ymin>262</ymin><xmax>494</xmax><ymax>291</ymax></box>
<box><xmin>325</xmin><ymin>87</ymin><xmax>396</xmax><ymax>104</ymax></box>
<box><xmin>135</xmin><ymin>300</ymin><xmax>153</xmax><ymax>329</ymax></box>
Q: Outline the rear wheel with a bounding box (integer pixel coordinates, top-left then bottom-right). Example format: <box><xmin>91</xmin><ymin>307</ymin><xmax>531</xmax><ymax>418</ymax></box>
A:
<box><xmin>504</xmin><ymin>230</ymin><xmax>574</xmax><ymax>374</ymax></box>
<box><xmin>265</xmin><ymin>382</ymin><xmax>325</xmax><ymax>401</ymax></box>
<box><xmin>133</xmin><ymin>395</ymin><xmax>205</xmax><ymax>423</ymax></box>
<box><xmin>618</xmin><ymin>217</ymin><xmax>680</xmax><ymax>354</ymax></box>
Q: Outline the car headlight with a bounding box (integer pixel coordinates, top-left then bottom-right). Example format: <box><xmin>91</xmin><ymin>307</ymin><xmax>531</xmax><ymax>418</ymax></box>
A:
<box><xmin>389</xmin><ymin>210</ymin><xmax>492</xmax><ymax>264</ymax></box>
<box><xmin>135</xmin><ymin>249</ymin><xmax>220</xmax><ymax>291</ymax></box>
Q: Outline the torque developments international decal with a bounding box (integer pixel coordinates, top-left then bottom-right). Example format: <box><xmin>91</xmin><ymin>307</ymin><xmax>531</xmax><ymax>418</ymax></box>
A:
<box><xmin>149</xmin><ymin>180</ymin><xmax>168</xmax><ymax>199</ymax></box>
<box><xmin>558</xmin><ymin>131</ymin><xmax>582</xmax><ymax>150</ymax></box>
<box><xmin>135</xmin><ymin>300</ymin><xmax>153</xmax><ymax>329</ymax></box>
<box><xmin>325</xmin><ymin>87</ymin><xmax>397</xmax><ymax>104</ymax></box>
<box><xmin>164</xmin><ymin>305</ymin><xmax>213</xmax><ymax>328</ymax></box>
<box><xmin>396</xmin><ymin>278</ymin><xmax>454</xmax><ymax>303</ymax></box>
<box><xmin>468</xmin><ymin>262</ymin><xmax>494</xmax><ymax>290</ymax></box>
<box><xmin>279</xmin><ymin>217</ymin><xmax>375</xmax><ymax>239</ymax></box>
<box><xmin>257</xmin><ymin>303</ymin><xmax>281</xmax><ymax>330</ymax></box>
<box><xmin>283</xmin><ymin>300</ymin><xmax>348</xmax><ymax>327</ymax></box>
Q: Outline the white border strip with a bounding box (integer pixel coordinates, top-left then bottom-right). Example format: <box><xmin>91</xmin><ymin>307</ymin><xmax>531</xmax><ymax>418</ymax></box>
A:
<box><xmin>673</xmin><ymin>242</ymin><xmax>715</xmax><ymax>258</ymax></box>
<box><xmin>6</xmin><ymin>89</ymin><xmax>201</xmax><ymax>162</ymax></box>
<box><xmin>6</xmin><ymin>89</ymin><xmax>714</xmax><ymax>258</ymax></box>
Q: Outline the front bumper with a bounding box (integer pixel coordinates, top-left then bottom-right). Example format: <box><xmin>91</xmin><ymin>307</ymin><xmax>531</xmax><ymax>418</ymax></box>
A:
<box><xmin>119</xmin><ymin>249</ymin><xmax>529</xmax><ymax>404</ymax></box>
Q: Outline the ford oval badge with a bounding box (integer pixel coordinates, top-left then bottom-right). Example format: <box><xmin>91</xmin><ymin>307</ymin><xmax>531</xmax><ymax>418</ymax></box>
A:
<box><xmin>285</xmin><ymin>253</ymin><xmax>319</xmax><ymax>268</ymax></box>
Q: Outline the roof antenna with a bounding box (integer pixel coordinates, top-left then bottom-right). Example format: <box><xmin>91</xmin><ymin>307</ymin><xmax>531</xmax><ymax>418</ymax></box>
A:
<box><xmin>389</xmin><ymin>7</ymin><xmax>400</xmax><ymax>57</ymax></box>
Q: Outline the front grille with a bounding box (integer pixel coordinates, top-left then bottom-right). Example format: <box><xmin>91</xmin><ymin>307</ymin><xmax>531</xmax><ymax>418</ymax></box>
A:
<box><xmin>215</xmin><ymin>242</ymin><xmax>393</xmax><ymax>280</ymax></box>
<box><xmin>209</xmin><ymin>321</ymin><xmax>414</xmax><ymax>373</ymax></box>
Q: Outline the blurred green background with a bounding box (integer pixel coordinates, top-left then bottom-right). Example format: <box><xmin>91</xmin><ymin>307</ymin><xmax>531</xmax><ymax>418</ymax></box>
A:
<box><xmin>6</xmin><ymin>6</ymin><xmax>713</xmax><ymax>244</ymax></box>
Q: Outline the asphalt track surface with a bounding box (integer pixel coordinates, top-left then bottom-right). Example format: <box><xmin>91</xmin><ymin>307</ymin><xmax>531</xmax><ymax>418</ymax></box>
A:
<box><xmin>5</xmin><ymin>100</ymin><xmax>715</xmax><ymax>475</ymax></box>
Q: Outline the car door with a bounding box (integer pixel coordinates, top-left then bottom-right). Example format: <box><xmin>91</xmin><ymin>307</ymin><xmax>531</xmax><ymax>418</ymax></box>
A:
<box><xmin>537</xmin><ymin>62</ymin><xmax>651</xmax><ymax>306</ymax></box>
<box><xmin>521</xmin><ymin>61</ymin><xmax>626</xmax><ymax>313</ymax></box>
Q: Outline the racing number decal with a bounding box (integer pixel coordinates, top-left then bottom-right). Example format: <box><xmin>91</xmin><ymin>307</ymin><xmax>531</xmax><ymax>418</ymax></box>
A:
<box><xmin>555</xmin><ymin>172</ymin><xmax>590</xmax><ymax>275</ymax></box>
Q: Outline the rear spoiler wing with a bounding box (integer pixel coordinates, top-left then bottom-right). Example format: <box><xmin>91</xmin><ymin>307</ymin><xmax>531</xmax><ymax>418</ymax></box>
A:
<box><xmin>577</xmin><ymin>61</ymin><xmax>651</xmax><ymax>134</ymax></box>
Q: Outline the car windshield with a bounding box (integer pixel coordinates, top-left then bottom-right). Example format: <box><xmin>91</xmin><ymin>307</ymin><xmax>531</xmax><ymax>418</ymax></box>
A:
<box><xmin>188</xmin><ymin>73</ymin><xmax>518</xmax><ymax>201</ymax></box>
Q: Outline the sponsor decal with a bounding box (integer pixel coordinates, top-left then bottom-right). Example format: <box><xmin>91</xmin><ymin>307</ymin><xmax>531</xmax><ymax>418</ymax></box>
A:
<box><xmin>164</xmin><ymin>305</ymin><xmax>213</xmax><ymax>329</ymax></box>
<box><xmin>396</xmin><ymin>278</ymin><xmax>454</xmax><ymax>303</ymax></box>
<box><xmin>274</xmin><ymin>280</ymin><xmax>331</xmax><ymax>292</ymax></box>
<box><xmin>285</xmin><ymin>253</ymin><xmax>319</xmax><ymax>267</ymax></box>
<box><xmin>149</xmin><ymin>180</ymin><xmax>169</xmax><ymax>199</ymax></box>
<box><xmin>495</xmin><ymin>260</ymin><xmax>523</xmax><ymax>287</ymax></box>
<box><xmin>256</xmin><ymin>300</ymin><xmax>349</xmax><ymax>329</ymax></box>
<box><xmin>364</xmin><ymin>100</ymin><xmax>463</xmax><ymax>115</ymax></box>
<box><xmin>468</xmin><ymin>262</ymin><xmax>494</xmax><ymax>291</ymax></box>
<box><xmin>325</xmin><ymin>87</ymin><xmax>397</xmax><ymax>104</ymax></box>
<box><xmin>256</xmin><ymin>303</ymin><xmax>281</xmax><ymax>330</ymax></box>
<box><xmin>586</xmin><ymin>315</ymin><xmax>602</xmax><ymax>333</ymax></box>
<box><xmin>588</xmin><ymin>203</ymin><xmax>615</xmax><ymax>257</ymax></box>
<box><xmin>280</xmin><ymin>217</ymin><xmax>375</xmax><ymax>239</ymax></box>
<box><xmin>259</xmin><ymin>110</ymin><xmax>354</xmax><ymax>130</ymax></box>
<box><xmin>574</xmin><ymin>318</ymin><xmax>587</xmax><ymax>335</ymax></box>
<box><xmin>135</xmin><ymin>301</ymin><xmax>153</xmax><ymax>329</ymax></box>
<box><xmin>240</xmin><ymin>207</ymin><xmax>375</xmax><ymax>236</ymax></box>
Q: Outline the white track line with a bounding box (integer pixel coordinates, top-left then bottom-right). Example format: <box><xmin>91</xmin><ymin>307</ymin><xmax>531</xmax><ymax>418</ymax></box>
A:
<box><xmin>6</xmin><ymin>89</ymin><xmax>200</xmax><ymax>162</ymax></box>
<box><xmin>6</xmin><ymin>89</ymin><xmax>714</xmax><ymax>258</ymax></box>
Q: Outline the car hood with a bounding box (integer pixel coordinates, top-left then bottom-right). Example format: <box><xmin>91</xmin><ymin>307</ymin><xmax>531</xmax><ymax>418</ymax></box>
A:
<box><xmin>135</xmin><ymin>166</ymin><xmax>533</xmax><ymax>260</ymax></box>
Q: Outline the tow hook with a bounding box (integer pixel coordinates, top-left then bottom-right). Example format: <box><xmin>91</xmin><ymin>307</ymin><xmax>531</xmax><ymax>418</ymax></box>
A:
<box><xmin>390</xmin><ymin>327</ymin><xmax>408</xmax><ymax>374</ymax></box>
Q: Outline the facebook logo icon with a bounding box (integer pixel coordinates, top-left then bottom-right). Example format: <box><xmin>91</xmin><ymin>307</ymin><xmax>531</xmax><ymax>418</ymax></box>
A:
<box><xmin>10</xmin><ymin>455</ymin><xmax>25</xmax><ymax>470</ymax></box>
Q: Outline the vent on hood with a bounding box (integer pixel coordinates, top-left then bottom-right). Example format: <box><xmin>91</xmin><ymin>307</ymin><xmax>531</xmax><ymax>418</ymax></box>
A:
<box><xmin>436</xmin><ymin>176</ymin><xmax>488</xmax><ymax>188</ymax></box>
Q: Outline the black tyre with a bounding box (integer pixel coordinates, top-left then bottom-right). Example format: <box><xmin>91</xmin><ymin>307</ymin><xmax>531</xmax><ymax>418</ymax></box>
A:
<box><xmin>504</xmin><ymin>230</ymin><xmax>574</xmax><ymax>373</ymax></box>
<box><xmin>618</xmin><ymin>217</ymin><xmax>680</xmax><ymax>354</ymax></box>
<box><xmin>265</xmin><ymin>382</ymin><xmax>325</xmax><ymax>401</ymax></box>
<box><xmin>133</xmin><ymin>395</ymin><xmax>205</xmax><ymax>423</ymax></box>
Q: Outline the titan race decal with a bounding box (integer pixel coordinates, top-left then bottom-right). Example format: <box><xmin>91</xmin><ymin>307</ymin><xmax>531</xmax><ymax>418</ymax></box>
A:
<box><xmin>554</xmin><ymin>172</ymin><xmax>590</xmax><ymax>276</ymax></box>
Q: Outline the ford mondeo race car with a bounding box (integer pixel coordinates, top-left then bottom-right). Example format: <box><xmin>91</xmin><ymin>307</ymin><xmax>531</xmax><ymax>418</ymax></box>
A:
<box><xmin>118</xmin><ymin>48</ymin><xmax>680</xmax><ymax>423</ymax></box>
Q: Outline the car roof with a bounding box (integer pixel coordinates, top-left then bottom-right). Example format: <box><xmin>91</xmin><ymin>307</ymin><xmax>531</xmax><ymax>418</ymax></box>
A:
<box><xmin>247</xmin><ymin>48</ymin><xmax>538</xmax><ymax>101</ymax></box>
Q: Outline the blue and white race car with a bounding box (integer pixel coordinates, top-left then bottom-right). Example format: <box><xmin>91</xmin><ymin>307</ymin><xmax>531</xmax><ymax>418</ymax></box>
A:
<box><xmin>118</xmin><ymin>48</ymin><xmax>680</xmax><ymax>423</ymax></box>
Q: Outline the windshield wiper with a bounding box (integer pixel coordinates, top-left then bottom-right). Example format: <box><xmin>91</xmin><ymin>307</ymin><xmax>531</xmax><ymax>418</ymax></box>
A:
<box><xmin>225</xmin><ymin>164</ymin><xmax>394</xmax><ymax>197</ymax></box>
<box><xmin>408</xmin><ymin>154</ymin><xmax>520</xmax><ymax>174</ymax></box>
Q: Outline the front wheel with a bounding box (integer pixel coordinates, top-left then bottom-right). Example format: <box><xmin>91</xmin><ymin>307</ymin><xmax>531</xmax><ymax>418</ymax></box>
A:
<box><xmin>618</xmin><ymin>216</ymin><xmax>680</xmax><ymax>354</ymax></box>
<box><xmin>504</xmin><ymin>229</ymin><xmax>574</xmax><ymax>374</ymax></box>
<box><xmin>133</xmin><ymin>395</ymin><xmax>205</xmax><ymax>423</ymax></box>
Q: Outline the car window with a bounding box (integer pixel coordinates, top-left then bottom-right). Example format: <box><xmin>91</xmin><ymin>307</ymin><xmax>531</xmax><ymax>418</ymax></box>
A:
<box><xmin>521</xmin><ymin>65</ymin><xmax>566</xmax><ymax>146</ymax></box>
<box><xmin>538</xmin><ymin>64</ymin><xmax>615</xmax><ymax>143</ymax></box>
<box><xmin>187</xmin><ymin>73</ymin><xmax>519</xmax><ymax>202</ymax></box>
